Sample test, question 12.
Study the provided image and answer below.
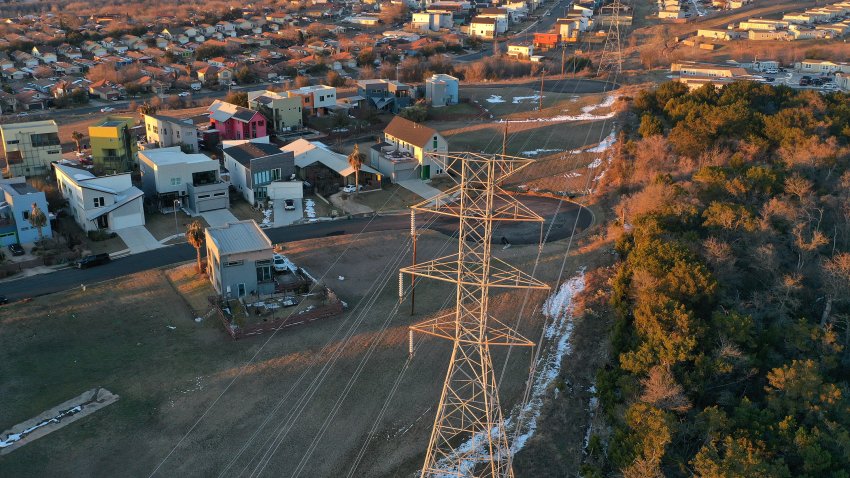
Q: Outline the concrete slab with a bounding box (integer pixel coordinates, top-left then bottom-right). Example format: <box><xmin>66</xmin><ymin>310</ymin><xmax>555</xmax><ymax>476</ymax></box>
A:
<box><xmin>201</xmin><ymin>209</ymin><xmax>239</xmax><ymax>227</ymax></box>
<box><xmin>272</xmin><ymin>199</ymin><xmax>303</xmax><ymax>227</ymax></box>
<box><xmin>397</xmin><ymin>179</ymin><xmax>442</xmax><ymax>201</ymax></box>
<box><xmin>116</xmin><ymin>226</ymin><xmax>161</xmax><ymax>254</ymax></box>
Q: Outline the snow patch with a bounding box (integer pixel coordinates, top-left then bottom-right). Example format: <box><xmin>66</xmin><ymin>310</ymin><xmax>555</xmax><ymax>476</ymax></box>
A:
<box><xmin>485</xmin><ymin>95</ymin><xmax>505</xmax><ymax>103</ymax></box>
<box><xmin>512</xmin><ymin>94</ymin><xmax>542</xmax><ymax>104</ymax></box>
<box><xmin>520</xmin><ymin>148</ymin><xmax>563</xmax><ymax>157</ymax></box>
<box><xmin>0</xmin><ymin>406</ymin><xmax>83</xmax><ymax>449</ymax></box>
<box><xmin>501</xmin><ymin>95</ymin><xmax>617</xmax><ymax>124</ymax></box>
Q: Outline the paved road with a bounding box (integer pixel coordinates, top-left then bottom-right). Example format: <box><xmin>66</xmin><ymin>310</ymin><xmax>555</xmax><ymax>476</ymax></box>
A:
<box><xmin>0</xmin><ymin>195</ymin><xmax>591</xmax><ymax>302</ymax></box>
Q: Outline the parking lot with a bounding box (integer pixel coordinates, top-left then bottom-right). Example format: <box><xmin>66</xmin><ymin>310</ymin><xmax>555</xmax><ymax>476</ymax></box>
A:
<box><xmin>751</xmin><ymin>69</ymin><xmax>843</xmax><ymax>92</ymax></box>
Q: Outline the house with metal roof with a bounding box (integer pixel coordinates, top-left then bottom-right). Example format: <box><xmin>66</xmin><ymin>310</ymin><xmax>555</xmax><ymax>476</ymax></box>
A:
<box><xmin>206</xmin><ymin>219</ymin><xmax>275</xmax><ymax>298</ymax></box>
<box><xmin>222</xmin><ymin>139</ymin><xmax>295</xmax><ymax>205</ymax></box>
<box><xmin>53</xmin><ymin>162</ymin><xmax>145</xmax><ymax>232</ymax></box>
<box><xmin>208</xmin><ymin>100</ymin><xmax>268</xmax><ymax>141</ymax></box>
<box><xmin>282</xmin><ymin>138</ymin><xmax>380</xmax><ymax>195</ymax></box>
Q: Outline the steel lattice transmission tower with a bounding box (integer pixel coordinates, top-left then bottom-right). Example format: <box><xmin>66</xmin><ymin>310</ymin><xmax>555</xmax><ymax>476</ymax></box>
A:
<box><xmin>401</xmin><ymin>153</ymin><xmax>549</xmax><ymax>477</ymax></box>
<box><xmin>598</xmin><ymin>0</ymin><xmax>625</xmax><ymax>75</ymax></box>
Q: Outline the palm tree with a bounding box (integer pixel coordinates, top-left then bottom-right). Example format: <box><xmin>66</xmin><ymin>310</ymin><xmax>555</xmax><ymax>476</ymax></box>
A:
<box><xmin>347</xmin><ymin>144</ymin><xmax>364</xmax><ymax>195</ymax></box>
<box><xmin>29</xmin><ymin>202</ymin><xmax>47</xmax><ymax>242</ymax></box>
<box><xmin>71</xmin><ymin>130</ymin><xmax>84</xmax><ymax>153</ymax></box>
<box><xmin>186</xmin><ymin>220</ymin><xmax>205</xmax><ymax>273</ymax></box>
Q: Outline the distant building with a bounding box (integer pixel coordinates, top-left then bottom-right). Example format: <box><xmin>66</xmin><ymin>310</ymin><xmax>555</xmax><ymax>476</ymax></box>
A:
<box><xmin>222</xmin><ymin>140</ymin><xmax>295</xmax><ymax>205</ymax></box>
<box><xmin>370</xmin><ymin>116</ymin><xmax>449</xmax><ymax>182</ymax></box>
<box><xmin>247</xmin><ymin>90</ymin><xmax>304</xmax><ymax>132</ymax></box>
<box><xmin>0</xmin><ymin>177</ymin><xmax>52</xmax><ymax>245</ymax></box>
<box><xmin>143</xmin><ymin>113</ymin><xmax>200</xmax><ymax>153</ymax></box>
<box><xmin>286</xmin><ymin>85</ymin><xmax>337</xmax><ymax>116</ymax></box>
<box><xmin>356</xmin><ymin>79</ymin><xmax>414</xmax><ymax>113</ymax></box>
<box><xmin>795</xmin><ymin>59</ymin><xmax>850</xmax><ymax>74</ymax></box>
<box><xmin>208</xmin><ymin>100</ymin><xmax>268</xmax><ymax>141</ymax></box>
<box><xmin>138</xmin><ymin>147</ymin><xmax>229</xmax><ymax>214</ymax></box>
<box><xmin>89</xmin><ymin>116</ymin><xmax>138</xmax><ymax>174</ymax></box>
<box><xmin>469</xmin><ymin>17</ymin><xmax>497</xmax><ymax>39</ymax></box>
<box><xmin>206</xmin><ymin>219</ymin><xmax>275</xmax><ymax>298</ymax></box>
<box><xmin>53</xmin><ymin>163</ymin><xmax>145</xmax><ymax>232</ymax></box>
<box><xmin>0</xmin><ymin>120</ymin><xmax>62</xmax><ymax>178</ymax></box>
<box><xmin>507</xmin><ymin>43</ymin><xmax>534</xmax><ymax>60</ymax></box>
<box><xmin>425</xmin><ymin>74</ymin><xmax>459</xmax><ymax>107</ymax></box>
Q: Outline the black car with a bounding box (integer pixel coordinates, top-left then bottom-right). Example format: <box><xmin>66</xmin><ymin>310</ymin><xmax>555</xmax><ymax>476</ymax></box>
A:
<box><xmin>0</xmin><ymin>295</ymin><xmax>7</xmax><ymax>305</ymax></box>
<box><xmin>75</xmin><ymin>253</ymin><xmax>111</xmax><ymax>269</ymax></box>
<box><xmin>8</xmin><ymin>243</ymin><xmax>24</xmax><ymax>256</ymax></box>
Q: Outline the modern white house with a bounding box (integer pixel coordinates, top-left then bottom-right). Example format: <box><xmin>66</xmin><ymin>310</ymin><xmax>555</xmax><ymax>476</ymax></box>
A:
<box><xmin>143</xmin><ymin>113</ymin><xmax>200</xmax><ymax>153</ymax></box>
<box><xmin>0</xmin><ymin>177</ymin><xmax>52</xmax><ymax>245</ymax></box>
<box><xmin>138</xmin><ymin>147</ymin><xmax>229</xmax><ymax>214</ymax></box>
<box><xmin>53</xmin><ymin>162</ymin><xmax>145</xmax><ymax>232</ymax></box>
<box><xmin>206</xmin><ymin>219</ymin><xmax>275</xmax><ymax>298</ymax></box>
<box><xmin>286</xmin><ymin>85</ymin><xmax>337</xmax><ymax>116</ymax></box>
<box><xmin>425</xmin><ymin>74</ymin><xmax>460</xmax><ymax>108</ymax></box>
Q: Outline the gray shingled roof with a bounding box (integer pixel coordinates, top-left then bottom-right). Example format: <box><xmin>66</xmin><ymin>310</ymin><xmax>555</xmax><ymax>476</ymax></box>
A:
<box><xmin>223</xmin><ymin>142</ymin><xmax>289</xmax><ymax>167</ymax></box>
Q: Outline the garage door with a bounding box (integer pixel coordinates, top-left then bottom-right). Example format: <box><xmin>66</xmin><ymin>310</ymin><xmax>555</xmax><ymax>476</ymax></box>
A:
<box><xmin>197</xmin><ymin>197</ymin><xmax>229</xmax><ymax>212</ymax></box>
<box><xmin>394</xmin><ymin>167</ymin><xmax>419</xmax><ymax>182</ymax></box>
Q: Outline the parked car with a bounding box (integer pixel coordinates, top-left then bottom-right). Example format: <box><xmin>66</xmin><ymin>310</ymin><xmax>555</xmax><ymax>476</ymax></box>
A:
<box><xmin>75</xmin><ymin>253</ymin><xmax>111</xmax><ymax>269</ymax></box>
<box><xmin>281</xmin><ymin>296</ymin><xmax>298</xmax><ymax>307</ymax></box>
<box><xmin>342</xmin><ymin>184</ymin><xmax>362</xmax><ymax>193</ymax></box>
<box><xmin>8</xmin><ymin>243</ymin><xmax>24</xmax><ymax>256</ymax></box>
<box><xmin>0</xmin><ymin>295</ymin><xmax>7</xmax><ymax>305</ymax></box>
<box><xmin>765</xmin><ymin>77</ymin><xmax>775</xmax><ymax>82</ymax></box>
<box><xmin>100</xmin><ymin>107</ymin><xmax>114</xmax><ymax>112</ymax></box>
<box><xmin>272</xmin><ymin>253</ymin><xmax>295</xmax><ymax>273</ymax></box>
<box><xmin>178</xmin><ymin>92</ymin><xmax>190</xmax><ymax>97</ymax></box>
<box><xmin>284</xmin><ymin>199</ymin><xmax>295</xmax><ymax>210</ymax></box>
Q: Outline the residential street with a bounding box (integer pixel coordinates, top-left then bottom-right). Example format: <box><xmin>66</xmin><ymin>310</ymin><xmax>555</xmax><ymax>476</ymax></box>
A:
<box><xmin>0</xmin><ymin>195</ymin><xmax>591</xmax><ymax>301</ymax></box>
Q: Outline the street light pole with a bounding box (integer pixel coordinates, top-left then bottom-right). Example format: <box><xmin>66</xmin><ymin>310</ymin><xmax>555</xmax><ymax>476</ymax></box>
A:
<box><xmin>174</xmin><ymin>199</ymin><xmax>181</xmax><ymax>236</ymax></box>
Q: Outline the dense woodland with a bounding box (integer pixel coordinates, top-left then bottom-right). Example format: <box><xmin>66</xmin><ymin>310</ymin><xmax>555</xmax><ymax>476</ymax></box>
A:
<box><xmin>590</xmin><ymin>82</ymin><xmax>850</xmax><ymax>477</ymax></box>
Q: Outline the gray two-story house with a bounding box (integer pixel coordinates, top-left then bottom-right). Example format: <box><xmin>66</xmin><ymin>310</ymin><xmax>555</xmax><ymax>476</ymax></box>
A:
<box><xmin>222</xmin><ymin>141</ymin><xmax>295</xmax><ymax>205</ymax></box>
<box><xmin>206</xmin><ymin>219</ymin><xmax>275</xmax><ymax>298</ymax></box>
<box><xmin>356</xmin><ymin>79</ymin><xmax>414</xmax><ymax>113</ymax></box>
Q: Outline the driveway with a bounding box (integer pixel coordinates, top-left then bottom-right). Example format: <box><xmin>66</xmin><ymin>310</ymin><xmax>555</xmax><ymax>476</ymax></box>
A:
<box><xmin>201</xmin><ymin>209</ymin><xmax>239</xmax><ymax>227</ymax></box>
<box><xmin>116</xmin><ymin>226</ymin><xmax>161</xmax><ymax>254</ymax></box>
<box><xmin>397</xmin><ymin>180</ymin><xmax>443</xmax><ymax>201</ymax></box>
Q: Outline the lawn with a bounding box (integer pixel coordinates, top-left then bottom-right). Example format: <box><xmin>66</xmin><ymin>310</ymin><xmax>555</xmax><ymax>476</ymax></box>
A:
<box><xmin>442</xmin><ymin>120</ymin><xmax>613</xmax><ymax>158</ymax></box>
<box><xmin>350</xmin><ymin>184</ymin><xmax>424</xmax><ymax>212</ymax></box>
<box><xmin>464</xmin><ymin>85</ymin><xmax>591</xmax><ymax>117</ymax></box>
<box><xmin>0</xmin><ymin>229</ymin><xmax>582</xmax><ymax>477</ymax></box>
<box><xmin>144</xmin><ymin>210</ymin><xmax>209</xmax><ymax>241</ymax></box>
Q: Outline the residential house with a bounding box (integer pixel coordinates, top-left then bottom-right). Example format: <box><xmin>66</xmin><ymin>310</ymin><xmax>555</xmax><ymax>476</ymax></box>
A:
<box><xmin>143</xmin><ymin>113</ymin><xmax>200</xmax><ymax>153</ymax></box>
<box><xmin>477</xmin><ymin>8</ymin><xmax>510</xmax><ymax>33</ymax></box>
<box><xmin>411</xmin><ymin>11</ymin><xmax>453</xmax><ymax>31</ymax></box>
<box><xmin>286</xmin><ymin>85</ymin><xmax>337</xmax><ymax>116</ymax></box>
<box><xmin>425</xmin><ymin>74</ymin><xmax>459</xmax><ymax>107</ymax></box>
<box><xmin>53</xmin><ymin>163</ymin><xmax>145</xmax><ymax>232</ymax></box>
<box><xmin>31</xmin><ymin>45</ymin><xmax>57</xmax><ymax>64</ymax></box>
<box><xmin>370</xmin><ymin>116</ymin><xmax>449</xmax><ymax>182</ymax></box>
<box><xmin>89</xmin><ymin>116</ymin><xmax>138</xmax><ymax>174</ymax></box>
<box><xmin>138</xmin><ymin>147</ymin><xmax>228</xmax><ymax>213</ymax></box>
<box><xmin>507</xmin><ymin>43</ymin><xmax>534</xmax><ymax>60</ymax></box>
<box><xmin>0</xmin><ymin>120</ymin><xmax>62</xmax><ymax>177</ymax></box>
<box><xmin>205</xmin><ymin>219</ymin><xmax>275</xmax><ymax>298</ymax></box>
<box><xmin>88</xmin><ymin>79</ymin><xmax>124</xmax><ymax>101</ymax></box>
<box><xmin>795</xmin><ymin>59</ymin><xmax>850</xmax><ymax>74</ymax></box>
<box><xmin>356</xmin><ymin>79</ymin><xmax>413</xmax><ymax>113</ymax></box>
<box><xmin>469</xmin><ymin>17</ymin><xmax>497</xmax><ymax>39</ymax></box>
<box><xmin>222</xmin><ymin>140</ymin><xmax>295</xmax><ymax>204</ymax></box>
<box><xmin>0</xmin><ymin>177</ymin><xmax>52</xmax><ymax>245</ymax></box>
<box><xmin>208</xmin><ymin>100</ymin><xmax>269</xmax><ymax>141</ymax></box>
<box><xmin>247</xmin><ymin>90</ymin><xmax>304</xmax><ymax>132</ymax></box>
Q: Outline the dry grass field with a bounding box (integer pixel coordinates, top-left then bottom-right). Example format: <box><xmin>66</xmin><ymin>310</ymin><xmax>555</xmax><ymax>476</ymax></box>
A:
<box><xmin>0</xmin><ymin>225</ymin><xmax>607</xmax><ymax>477</ymax></box>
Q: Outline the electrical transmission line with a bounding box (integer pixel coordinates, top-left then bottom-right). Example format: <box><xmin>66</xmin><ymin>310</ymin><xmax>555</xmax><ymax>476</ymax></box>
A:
<box><xmin>401</xmin><ymin>153</ymin><xmax>549</xmax><ymax>477</ymax></box>
<box><xmin>598</xmin><ymin>0</ymin><xmax>625</xmax><ymax>75</ymax></box>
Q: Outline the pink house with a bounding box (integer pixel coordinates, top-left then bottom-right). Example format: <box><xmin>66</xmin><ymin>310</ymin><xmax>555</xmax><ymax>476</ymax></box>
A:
<box><xmin>208</xmin><ymin>100</ymin><xmax>268</xmax><ymax>140</ymax></box>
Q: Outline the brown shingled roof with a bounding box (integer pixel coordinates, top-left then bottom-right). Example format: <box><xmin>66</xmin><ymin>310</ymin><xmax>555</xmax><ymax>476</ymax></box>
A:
<box><xmin>384</xmin><ymin>116</ymin><xmax>439</xmax><ymax>148</ymax></box>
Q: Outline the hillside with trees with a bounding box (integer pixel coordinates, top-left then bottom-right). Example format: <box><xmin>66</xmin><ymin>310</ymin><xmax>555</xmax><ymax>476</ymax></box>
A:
<box><xmin>587</xmin><ymin>82</ymin><xmax>850</xmax><ymax>477</ymax></box>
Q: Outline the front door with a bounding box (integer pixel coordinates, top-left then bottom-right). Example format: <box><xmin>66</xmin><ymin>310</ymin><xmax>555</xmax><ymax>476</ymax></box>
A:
<box><xmin>237</xmin><ymin>283</ymin><xmax>246</xmax><ymax>297</ymax></box>
<box><xmin>421</xmin><ymin>164</ymin><xmax>430</xmax><ymax>180</ymax></box>
<box><xmin>96</xmin><ymin>215</ymin><xmax>109</xmax><ymax>230</ymax></box>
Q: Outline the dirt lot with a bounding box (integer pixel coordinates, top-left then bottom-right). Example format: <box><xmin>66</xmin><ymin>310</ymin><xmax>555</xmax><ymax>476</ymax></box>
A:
<box><xmin>0</xmin><ymin>221</ymin><xmax>604</xmax><ymax>477</ymax></box>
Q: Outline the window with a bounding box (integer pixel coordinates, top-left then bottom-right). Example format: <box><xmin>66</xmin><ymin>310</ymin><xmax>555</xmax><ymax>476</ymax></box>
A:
<box><xmin>256</xmin><ymin>265</ymin><xmax>273</xmax><ymax>282</ymax></box>
<box><xmin>93</xmin><ymin>196</ymin><xmax>105</xmax><ymax>207</ymax></box>
<box><xmin>6</xmin><ymin>140</ymin><xmax>19</xmax><ymax>145</ymax></box>
<box><xmin>271</xmin><ymin>168</ymin><xmax>281</xmax><ymax>181</ymax></box>
<box><xmin>171</xmin><ymin>177</ymin><xmax>182</xmax><ymax>186</ymax></box>
<box><xmin>197</xmin><ymin>194</ymin><xmax>210</xmax><ymax>199</ymax></box>
<box><xmin>225</xmin><ymin>260</ymin><xmax>244</xmax><ymax>267</ymax></box>
<box><xmin>433</xmin><ymin>137</ymin><xmax>438</xmax><ymax>149</ymax></box>
<box><xmin>22</xmin><ymin>210</ymin><xmax>30</xmax><ymax>220</ymax></box>
<box><xmin>214</xmin><ymin>192</ymin><xmax>226</xmax><ymax>196</ymax></box>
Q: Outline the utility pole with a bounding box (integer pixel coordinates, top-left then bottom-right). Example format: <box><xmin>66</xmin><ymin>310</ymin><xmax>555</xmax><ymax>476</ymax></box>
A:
<box><xmin>561</xmin><ymin>45</ymin><xmax>566</xmax><ymax>76</ymax></box>
<box><xmin>402</xmin><ymin>152</ymin><xmax>548</xmax><ymax>478</ymax></box>
<box><xmin>501</xmin><ymin>121</ymin><xmax>508</xmax><ymax>157</ymax></box>
<box><xmin>539</xmin><ymin>68</ymin><xmax>545</xmax><ymax>111</ymax></box>
<box><xmin>410</xmin><ymin>210</ymin><xmax>417</xmax><ymax>315</ymax></box>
